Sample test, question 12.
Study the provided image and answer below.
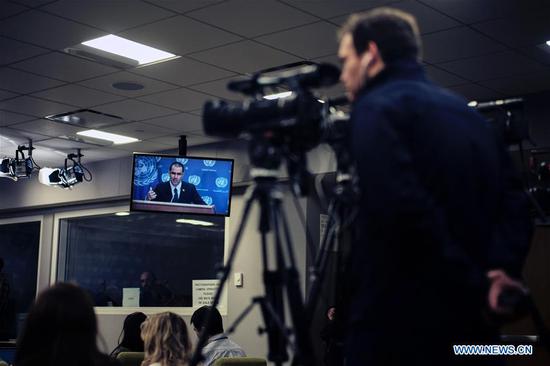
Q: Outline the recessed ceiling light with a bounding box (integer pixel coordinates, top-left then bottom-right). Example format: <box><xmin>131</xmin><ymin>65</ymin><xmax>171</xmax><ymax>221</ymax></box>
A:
<box><xmin>546</xmin><ymin>40</ymin><xmax>550</xmax><ymax>47</ymax></box>
<box><xmin>115</xmin><ymin>212</ymin><xmax>130</xmax><ymax>216</ymax></box>
<box><xmin>263</xmin><ymin>91</ymin><xmax>293</xmax><ymax>100</ymax></box>
<box><xmin>81</xmin><ymin>34</ymin><xmax>179</xmax><ymax>66</ymax></box>
<box><xmin>176</xmin><ymin>218</ymin><xmax>214</xmax><ymax>226</ymax></box>
<box><xmin>76</xmin><ymin>129</ymin><xmax>139</xmax><ymax>145</ymax></box>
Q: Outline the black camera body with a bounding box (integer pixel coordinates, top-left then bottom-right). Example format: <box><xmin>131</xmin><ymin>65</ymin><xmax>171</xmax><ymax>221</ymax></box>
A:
<box><xmin>203</xmin><ymin>63</ymin><xmax>348</xmax><ymax>155</ymax></box>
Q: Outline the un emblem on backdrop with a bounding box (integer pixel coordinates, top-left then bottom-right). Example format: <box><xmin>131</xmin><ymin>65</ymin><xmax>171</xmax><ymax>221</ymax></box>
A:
<box><xmin>134</xmin><ymin>157</ymin><xmax>157</xmax><ymax>186</ymax></box>
<box><xmin>203</xmin><ymin>160</ymin><xmax>216</xmax><ymax>167</ymax></box>
<box><xmin>202</xmin><ymin>196</ymin><xmax>213</xmax><ymax>205</ymax></box>
<box><xmin>176</xmin><ymin>158</ymin><xmax>189</xmax><ymax>165</ymax></box>
<box><xmin>215</xmin><ymin>177</ymin><xmax>228</xmax><ymax>188</ymax></box>
<box><xmin>188</xmin><ymin>175</ymin><xmax>201</xmax><ymax>185</ymax></box>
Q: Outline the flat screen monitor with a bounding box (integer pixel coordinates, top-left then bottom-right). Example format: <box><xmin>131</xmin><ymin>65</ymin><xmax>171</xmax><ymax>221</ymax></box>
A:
<box><xmin>131</xmin><ymin>153</ymin><xmax>234</xmax><ymax>216</ymax></box>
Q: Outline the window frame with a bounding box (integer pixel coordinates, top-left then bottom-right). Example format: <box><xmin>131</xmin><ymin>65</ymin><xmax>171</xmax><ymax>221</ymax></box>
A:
<box><xmin>51</xmin><ymin>205</ymin><xmax>228</xmax><ymax>315</ymax></box>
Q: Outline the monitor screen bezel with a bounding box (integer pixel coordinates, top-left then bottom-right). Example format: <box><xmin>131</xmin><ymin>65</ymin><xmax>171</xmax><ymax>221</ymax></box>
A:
<box><xmin>130</xmin><ymin>152</ymin><xmax>235</xmax><ymax>217</ymax></box>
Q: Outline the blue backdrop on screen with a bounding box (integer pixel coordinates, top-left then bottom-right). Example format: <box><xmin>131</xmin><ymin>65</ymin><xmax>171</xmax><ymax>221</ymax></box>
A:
<box><xmin>132</xmin><ymin>155</ymin><xmax>233</xmax><ymax>215</ymax></box>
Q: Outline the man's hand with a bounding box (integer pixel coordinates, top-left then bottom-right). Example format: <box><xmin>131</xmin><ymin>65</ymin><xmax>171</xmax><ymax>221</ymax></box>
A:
<box><xmin>487</xmin><ymin>269</ymin><xmax>527</xmax><ymax>314</ymax></box>
<box><xmin>146</xmin><ymin>186</ymin><xmax>157</xmax><ymax>201</ymax></box>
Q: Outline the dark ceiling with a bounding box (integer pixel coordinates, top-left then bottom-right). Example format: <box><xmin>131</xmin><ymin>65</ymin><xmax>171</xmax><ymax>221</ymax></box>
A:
<box><xmin>1</xmin><ymin>0</ymin><xmax>550</xmax><ymax>166</ymax></box>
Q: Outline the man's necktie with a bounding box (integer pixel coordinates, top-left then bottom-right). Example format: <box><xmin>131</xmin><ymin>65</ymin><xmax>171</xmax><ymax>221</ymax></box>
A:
<box><xmin>172</xmin><ymin>187</ymin><xmax>179</xmax><ymax>202</ymax></box>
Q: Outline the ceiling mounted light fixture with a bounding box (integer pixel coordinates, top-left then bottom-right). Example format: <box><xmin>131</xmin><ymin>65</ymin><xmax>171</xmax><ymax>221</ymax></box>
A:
<box><xmin>76</xmin><ymin>129</ymin><xmax>139</xmax><ymax>145</ymax></box>
<box><xmin>81</xmin><ymin>34</ymin><xmax>179</xmax><ymax>66</ymax></box>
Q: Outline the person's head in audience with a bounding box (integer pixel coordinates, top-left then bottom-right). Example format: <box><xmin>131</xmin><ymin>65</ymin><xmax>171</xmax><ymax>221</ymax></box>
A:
<box><xmin>140</xmin><ymin>271</ymin><xmax>156</xmax><ymax>289</ymax></box>
<box><xmin>15</xmin><ymin>282</ymin><xmax>114</xmax><ymax>366</ymax></box>
<box><xmin>141</xmin><ymin>312</ymin><xmax>191</xmax><ymax>366</ymax></box>
<box><xmin>190</xmin><ymin>306</ymin><xmax>224</xmax><ymax>337</ymax></box>
<box><xmin>111</xmin><ymin>312</ymin><xmax>147</xmax><ymax>357</ymax></box>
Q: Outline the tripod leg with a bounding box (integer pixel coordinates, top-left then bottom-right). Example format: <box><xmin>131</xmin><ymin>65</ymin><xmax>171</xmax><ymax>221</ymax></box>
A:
<box><xmin>189</xmin><ymin>191</ymin><xmax>256</xmax><ymax>366</ymax></box>
<box><xmin>274</xmin><ymin>200</ymin><xmax>315</xmax><ymax>366</ymax></box>
<box><xmin>304</xmin><ymin>201</ymin><xmax>339</xmax><ymax>315</ymax></box>
<box><xmin>261</xmin><ymin>207</ymin><xmax>290</xmax><ymax>366</ymax></box>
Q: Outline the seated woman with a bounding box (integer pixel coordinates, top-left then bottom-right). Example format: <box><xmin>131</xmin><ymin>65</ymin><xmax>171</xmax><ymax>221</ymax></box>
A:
<box><xmin>15</xmin><ymin>283</ymin><xmax>117</xmax><ymax>366</ymax></box>
<box><xmin>110</xmin><ymin>312</ymin><xmax>147</xmax><ymax>359</ymax></box>
<box><xmin>140</xmin><ymin>312</ymin><xmax>191</xmax><ymax>366</ymax></box>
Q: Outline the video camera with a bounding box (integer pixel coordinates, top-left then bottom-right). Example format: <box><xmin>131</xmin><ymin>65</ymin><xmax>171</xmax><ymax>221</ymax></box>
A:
<box><xmin>203</xmin><ymin>63</ymin><xmax>349</xmax><ymax>154</ymax></box>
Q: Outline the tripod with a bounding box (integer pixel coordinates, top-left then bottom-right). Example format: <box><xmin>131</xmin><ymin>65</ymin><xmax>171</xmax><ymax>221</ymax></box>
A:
<box><xmin>189</xmin><ymin>172</ymin><xmax>314</xmax><ymax>366</ymax></box>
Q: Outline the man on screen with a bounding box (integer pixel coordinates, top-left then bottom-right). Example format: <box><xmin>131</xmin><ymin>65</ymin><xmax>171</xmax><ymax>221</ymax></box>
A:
<box><xmin>146</xmin><ymin>161</ymin><xmax>206</xmax><ymax>205</ymax></box>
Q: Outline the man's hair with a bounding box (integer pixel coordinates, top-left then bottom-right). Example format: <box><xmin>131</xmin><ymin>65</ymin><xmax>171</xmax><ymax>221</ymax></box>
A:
<box><xmin>339</xmin><ymin>7</ymin><xmax>422</xmax><ymax>63</ymax></box>
<box><xmin>190</xmin><ymin>306</ymin><xmax>224</xmax><ymax>336</ymax></box>
<box><xmin>169</xmin><ymin>161</ymin><xmax>185</xmax><ymax>172</ymax></box>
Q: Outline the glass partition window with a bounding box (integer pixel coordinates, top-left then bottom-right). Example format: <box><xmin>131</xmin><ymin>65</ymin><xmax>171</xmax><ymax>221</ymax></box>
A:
<box><xmin>55</xmin><ymin>211</ymin><xmax>224</xmax><ymax>308</ymax></box>
<box><xmin>0</xmin><ymin>220</ymin><xmax>41</xmax><ymax>340</ymax></box>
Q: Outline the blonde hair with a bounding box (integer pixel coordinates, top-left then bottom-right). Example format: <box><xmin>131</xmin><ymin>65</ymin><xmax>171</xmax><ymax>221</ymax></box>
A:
<box><xmin>141</xmin><ymin>312</ymin><xmax>191</xmax><ymax>366</ymax></box>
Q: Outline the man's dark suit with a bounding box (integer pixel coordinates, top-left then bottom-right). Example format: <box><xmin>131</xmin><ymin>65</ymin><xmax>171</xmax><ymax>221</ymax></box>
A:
<box><xmin>151</xmin><ymin>181</ymin><xmax>206</xmax><ymax>205</ymax></box>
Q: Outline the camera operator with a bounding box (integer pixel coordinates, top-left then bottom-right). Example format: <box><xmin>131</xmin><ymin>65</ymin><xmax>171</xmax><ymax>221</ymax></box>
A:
<box><xmin>337</xmin><ymin>8</ymin><xmax>532</xmax><ymax>365</ymax></box>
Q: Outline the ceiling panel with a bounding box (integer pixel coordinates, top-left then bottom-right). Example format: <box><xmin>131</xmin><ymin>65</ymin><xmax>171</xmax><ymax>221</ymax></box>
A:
<box><xmin>141</xmin><ymin>112</ymin><xmax>204</xmax><ymax>132</ymax></box>
<box><xmin>32</xmin><ymin>84</ymin><xmax>125</xmax><ymax>108</ymax></box>
<box><xmin>70</xmin><ymin>146</ymin><xmax>130</xmax><ymax>162</ymax></box>
<box><xmin>329</xmin><ymin>1</ymin><xmax>460</xmax><ymax>35</ymax></box>
<box><xmin>422</xmin><ymin>27</ymin><xmax>506</xmax><ymax>64</ymax></box>
<box><xmin>519</xmin><ymin>45</ymin><xmax>550</xmax><ymax>67</ymax></box>
<box><xmin>0</xmin><ymin>95</ymin><xmax>75</xmax><ymax>118</ymax></box>
<box><xmin>387</xmin><ymin>1</ymin><xmax>460</xmax><ymax>34</ymax></box>
<box><xmin>473</xmin><ymin>14</ymin><xmax>550</xmax><ymax>48</ymax></box>
<box><xmin>0</xmin><ymin>36</ymin><xmax>48</xmax><ymax>65</ymax></box>
<box><xmin>111</xmin><ymin>140</ymin><xmax>172</xmax><ymax>153</ymax></box>
<box><xmin>438</xmin><ymin>51</ymin><xmax>548</xmax><ymax>82</ymax></box>
<box><xmin>101</xmin><ymin>121</ymin><xmax>177</xmax><ymax>140</ymax></box>
<box><xmin>148</xmin><ymin>133</ymin><xmax>222</xmax><ymax>148</ymax></box>
<box><xmin>12</xmin><ymin>52</ymin><xmax>118</xmax><ymax>82</ymax></box>
<box><xmin>0</xmin><ymin>125</ymin><xmax>51</xmax><ymax>144</ymax></box>
<box><xmin>189</xmin><ymin>40</ymin><xmax>301</xmax><ymax>74</ymax></box>
<box><xmin>419</xmin><ymin>0</ymin><xmax>550</xmax><ymax>24</ymax></box>
<box><xmin>255</xmin><ymin>21</ymin><xmax>339</xmax><ymax>59</ymax></box>
<box><xmin>448</xmin><ymin>83</ymin><xmax>503</xmax><ymax>101</ymax></box>
<box><xmin>0</xmin><ymin>90</ymin><xmax>18</xmax><ymax>101</ymax></box>
<box><xmin>280</xmin><ymin>0</ymin><xmax>394</xmax><ymax>18</ymax></box>
<box><xmin>0</xmin><ymin>67</ymin><xmax>64</xmax><ymax>93</ymax></box>
<box><xmin>42</xmin><ymin>0</ymin><xmax>174</xmax><ymax>33</ymax></box>
<box><xmin>119</xmin><ymin>15</ymin><xmax>242</xmax><ymax>56</ymax></box>
<box><xmin>188</xmin><ymin>77</ymin><xmax>244</xmax><ymax>102</ymax></box>
<box><xmin>130</xmin><ymin>56</ymin><xmax>235</xmax><ymax>87</ymax></box>
<box><xmin>143</xmin><ymin>0</ymin><xmax>225</xmax><ymax>14</ymax></box>
<box><xmin>10</xmin><ymin>118</ymin><xmax>84</xmax><ymax>138</ymax></box>
<box><xmin>35</xmin><ymin>137</ymin><xmax>104</xmax><ymax>151</ymax></box>
<box><xmin>0</xmin><ymin>10</ymin><xmax>105</xmax><ymax>49</ymax></box>
<box><xmin>138</xmin><ymin>88</ymin><xmax>212</xmax><ymax>112</ymax></box>
<box><xmin>1</xmin><ymin>2</ymin><xmax>29</xmax><ymax>19</ymax></box>
<box><xmin>79</xmin><ymin>70</ymin><xmax>179</xmax><ymax>97</ymax></box>
<box><xmin>187</xmin><ymin>0</ymin><xmax>318</xmax><ymax>38</ymax></box>
<box><xmin>0</xmin><ymin>109</ymin><xmax>36</xmax><ymax>126</ymax></box>
<box><xmin>94</xmin><ymin>99</ymin><xmax>178</xmax><ymax>122</ymax></box>
<box><xmin>10</xmin><ymin>0</ymin><xmax>57</xmax><ymax>8</ymax></box>
<box><xmin>479</xmin><ymin>71</ymin><xmax>550</xmax><ymax>96</ymax></box>
<box><xmin>424</xmin><ymin>65</ymin><xmax>467</xmax><ymax>87</ymax></box>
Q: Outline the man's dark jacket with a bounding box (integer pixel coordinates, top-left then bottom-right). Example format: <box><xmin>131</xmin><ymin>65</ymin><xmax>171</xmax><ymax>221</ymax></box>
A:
<box><xmin>152</xmin><ymin>181</ymin><xmax>206</xmax><ymax>205</ymax></box>
<box><xmin>347</xmin><ymin>59</ymin><xmax>532</xmax><ymax>353</ymax></box>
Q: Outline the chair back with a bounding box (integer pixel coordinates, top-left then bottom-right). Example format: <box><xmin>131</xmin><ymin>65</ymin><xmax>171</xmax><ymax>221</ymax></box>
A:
<box><xmin>116</xmin><ymin>351</ymin><xmax>145</xmax><ymax>366</ymax></box>
<box><xmin>213</xmin><ymin>357</ymin><xmax>267</xmax><ymax>366</ymax></box>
